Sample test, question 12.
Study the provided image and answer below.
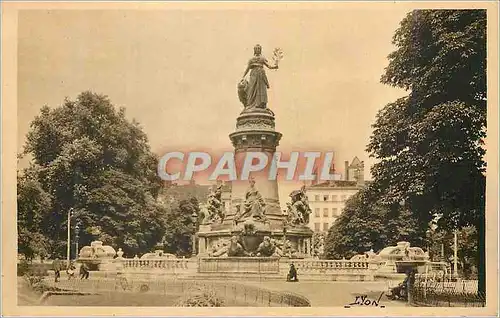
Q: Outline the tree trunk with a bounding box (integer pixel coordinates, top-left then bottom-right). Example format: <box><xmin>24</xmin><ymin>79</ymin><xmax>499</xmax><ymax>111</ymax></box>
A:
<box><xmin>477</xmin><ymin>212</ymin><xmax>486</xmax><ymax>297</ymax></box>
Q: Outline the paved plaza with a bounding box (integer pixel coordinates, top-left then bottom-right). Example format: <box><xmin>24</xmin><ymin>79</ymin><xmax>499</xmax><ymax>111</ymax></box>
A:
<box><xmin>241</xmin><ymin>280</ymin><xmax>407</xmax><ymax>307</ymax></box>
<box><xmin>19</xmin><ymin>274</ymin><xmax>408</xmax><ymax>307</ymax></box>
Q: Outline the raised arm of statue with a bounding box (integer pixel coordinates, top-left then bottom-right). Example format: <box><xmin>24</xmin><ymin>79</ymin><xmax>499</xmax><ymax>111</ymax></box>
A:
<box><xmin>264</xmin><ymin>60</ymin><xmax>279</xmax><ymax>70</ymax></box>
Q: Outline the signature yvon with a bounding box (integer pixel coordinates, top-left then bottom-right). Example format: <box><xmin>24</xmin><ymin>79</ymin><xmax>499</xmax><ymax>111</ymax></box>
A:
<box><xmin>348</xmin><ymin>292</ymin><xmax>385</xmax><ymax>306</ymax></box>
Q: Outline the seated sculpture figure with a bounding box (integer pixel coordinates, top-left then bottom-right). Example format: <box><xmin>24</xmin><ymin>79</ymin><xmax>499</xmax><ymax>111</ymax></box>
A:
<box><xmin>227</xmin><ymin>236</ymin><xmax>249</xmax><ymax>257</ymax></box>
<box><xmin>209</xmin><ymin>236</ymin><xmax>252</xmax><ymax>258</ymax></box>
<box><xmin>234</xmin><ymin>178</ymin><xmax>267</xmax><ymax>224</ymax></box>
<box><xmin>273</xmin><ymin>239</ymin><xmax>297</xmax><ymax>258</ymax></box>
<box><xmin>256</xmin><ymin>236</ymin><xmax>277</xmax><ymax>257</ymax></box>
<box><xmin>286</xmin><ymin>185</ymin><xmax>312</xmax><ymax>226</ymax></box>
<box><xmin>209</xmin><ymin>238</ymin><xmax>231</xmax><ymax>257</ymax></box>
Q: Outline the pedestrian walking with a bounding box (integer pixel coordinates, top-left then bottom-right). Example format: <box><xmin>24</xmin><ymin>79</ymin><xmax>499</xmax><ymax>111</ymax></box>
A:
<box><xmin>52</xmin><ymin>258</ymin><xmax>62</xmax><ymax>282</ymax></box>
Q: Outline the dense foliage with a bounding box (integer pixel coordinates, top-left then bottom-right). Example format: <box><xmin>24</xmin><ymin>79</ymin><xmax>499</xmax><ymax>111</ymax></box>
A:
<box><xmin>177</xmin><ymin>286</ymin><xmax>224</xmax><ymax>307</ymax></box>
<box><xmin>426</xmin><ymin>226</ymin><xmax>479</xmax><ymax>278</ymax></box>
<box><xmin>369</xmin><ymin>10</ymin><xmax>486</xmax><ymax>230</ymax></box>
<box><xmin>18</xmin><ymin>92</ymin><xmax>166</xmax><ymax>258</ymax></box>
<box><xmin>312</xmin><ymin>232</ymin><xmax>326</xmax><ymax>258</ymax></box>
<box><xmin>162</xmin><ymin>197</ymin><xmax>200</xmax><ymax>257</ymax></box>
<box><xmin>326</xmin><ymin>10</ymin><xmax>486</xmax><ymax>293</ymax></box>
<box><xmin>324</xmin><ymin>186</ymin><xmax>425</xmax><ymax>259</ymax></box>
<box><xmin>370</xmin><ymin>9</ymin><xmax>486</xmax><ymax>293</ymax></box>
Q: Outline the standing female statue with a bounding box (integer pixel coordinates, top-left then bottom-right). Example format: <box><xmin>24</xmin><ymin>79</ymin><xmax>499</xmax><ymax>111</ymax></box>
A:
<box><xmin>238</xmin><ymin>44</ymin><xmax>281</xmax><ymax>111</ymax></box>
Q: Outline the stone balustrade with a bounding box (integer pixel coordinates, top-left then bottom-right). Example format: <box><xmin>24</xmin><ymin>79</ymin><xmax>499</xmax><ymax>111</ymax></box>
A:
<box><xmin>104</xmin><ymin>256</ymin><xmax>448</xmax><ymax>282</ymax></box>
<box><xmin>278</xmin><ymin>259</ymin><xmax>380</xmax><ymax>281</ymax></box>
<box><xmin>198</xmin><ymin>257</ymin><xmax>280</xmax><ymax>274</ymax></box>
<box><xmin>119</xmin><ymin>258</ymin><xmax>191</xmax><ymax>271</ymax></box>
<box><xmin>290</xmin><ymin>259</ymin><xmax>376</xmax><ymax>272</ymax></box>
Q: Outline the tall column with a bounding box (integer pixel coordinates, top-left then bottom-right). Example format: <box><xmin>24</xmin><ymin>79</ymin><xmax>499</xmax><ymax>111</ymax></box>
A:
<box><xmin>226</xmin><ymin>110</ymin><xmax>283</xmax><ymax>230</ymax></box>
<box><xmin>305</xmin><ymin>238</ymin><xmax>311</xmax><ymax>256</ymax></box>
<box><xmin>198</xmin><ymin>237</ymin><xmax>206</xmax><ymax>255</ymax></box>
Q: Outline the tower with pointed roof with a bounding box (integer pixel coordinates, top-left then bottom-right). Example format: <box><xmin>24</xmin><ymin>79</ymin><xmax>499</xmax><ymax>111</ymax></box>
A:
<box><xmin>345</xmin><ymin>156</ymin><xmax>365</xmax><ymax>185</ymax></box>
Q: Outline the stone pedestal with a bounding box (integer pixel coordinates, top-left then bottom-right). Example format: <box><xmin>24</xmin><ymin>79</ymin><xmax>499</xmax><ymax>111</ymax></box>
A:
<box><xmin>225</xmin><ymin>110</ymin><xmax>283</xmax><ymax>230</ymax></box>
<box><xmin>197</xmin><ymin>108</ymin><xmax>313</xmax><ymax>259</ymax></box>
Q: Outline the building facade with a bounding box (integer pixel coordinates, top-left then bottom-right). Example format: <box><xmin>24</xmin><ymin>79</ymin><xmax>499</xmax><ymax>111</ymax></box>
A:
<box><xmin>306</xmin><ymin>157</ymin><xmax>368</xmax><ymax>233</ymax></box>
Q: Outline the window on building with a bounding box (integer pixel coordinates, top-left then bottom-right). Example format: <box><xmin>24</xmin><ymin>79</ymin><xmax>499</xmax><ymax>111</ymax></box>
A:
<box><xmin>323</xmin><ymin>223</ymin><xmax>329</xmax><ymax>232</ymax></box>
<box><xmin>332</xmin><ymin>208</ymin><xmax>338</xmax><ymax>216</ymax></box>
<box><xmin>323</xmin><ymin>208</ymin><xmax>329</xmax><ymax>217</ymax></box>
<box><xmin>332</xmin><ymin>195</ymin><xmax>338</xmax><ymax>202</ymax></box>
<box><xmin>315</xmin><ymin>195</ymin><xmax>320</xmax><ymax>201</ymax></box>
<box><xmin>315</xmin><ymin>208</ymin><xmax>320</xmax><ymax>217</ymax></box>
<box><xmin>323</xmin><ymin>195</ymin><xmax>329</xmax><ymax>201</ymax></box>
<box><xmin>341</xmin><ymin>195</ymin><xmax>347</xmax><ymax>201</ymax></box>
<box><xmin>314</xmin><ymin>223</ymin><xmax>320</xmax><ymax>232</ymax></box>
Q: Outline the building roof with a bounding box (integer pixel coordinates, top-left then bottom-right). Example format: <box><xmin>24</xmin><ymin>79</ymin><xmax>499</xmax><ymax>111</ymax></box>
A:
<box><xmin>309</xmin><ymin>180</ymin><xmax>357</xmax><ymax>188</ymax></box>
<box><xmin>350</xmin><ymin>156</ymin><xmax>363</xmax><ymax>167</ymax></box>
<box><xmin>307</xmin><ymin>180</ymin><xmax>372</xmax><ymax>189</ymax></box>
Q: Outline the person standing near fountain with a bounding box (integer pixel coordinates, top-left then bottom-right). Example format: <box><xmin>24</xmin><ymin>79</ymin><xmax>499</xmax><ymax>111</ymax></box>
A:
<box><xmin>80</xmin><ymin>262</ymin><xmax>90</xmax><ymax>280</ymax></box>
<box><xmin>66</xmin><ymin>261</ymin><xmax>76</xmax><ymax>280</ymax></box>
<box><xmin>287</xmin><ymin>263</ymin><xmax>299</xmax><ymax>282</ymax></box>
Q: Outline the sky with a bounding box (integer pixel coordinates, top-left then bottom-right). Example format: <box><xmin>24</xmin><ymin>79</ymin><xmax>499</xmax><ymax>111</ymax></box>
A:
<box><xmin>17</xmin><ymin>7</ymin><xmax>410</xmax><ymax>201</ymax></box>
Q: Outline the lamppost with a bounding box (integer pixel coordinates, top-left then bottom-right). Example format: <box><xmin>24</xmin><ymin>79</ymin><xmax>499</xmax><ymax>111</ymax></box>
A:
<box><xmin>191</xmin><ymin>210</ymin><xmax>198</xmax><ymax>257</ymax></box>
<box><xmin>453</xmin><ymin>229</ymin><xmax>458</xmax><ymax>279</ymax></box>
<box><xmin>67</xmin><ymin>208</ymin><xmax>74</xmax><ymax>267</ymax></box>
<box><xmin>75</xmin><ymin>222</ymin><xmax>81</xmax><ymax>260</ymax></box>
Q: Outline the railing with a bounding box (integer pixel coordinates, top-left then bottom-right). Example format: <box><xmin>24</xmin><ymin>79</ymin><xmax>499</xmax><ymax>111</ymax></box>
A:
<box><xmin>410</xmin><ymin>276</ymin><xmax>485</xmax><ymax>307</ymax></box>
<box><xmin>42</xmin><ymin>276</ymin><xmax>311</xmax><ymax>307</ymax></box>
<box><xmin>193</xmin><ymin>280</ymin><xmax>311</xmax><ymax>307</ymax></box>
<box><xmin>290</xmin><ymin>259</ymin><xmax>375</xmax><ymax>272</ymax></box>
<box><xmin>120</xmin><ymin>258</ymin><xmax>191</xmax><ymax>270</ymax></box>
<box><xmin>198</xmin><ymin>257</ymin><xmax>280</xmax><ymax>274</ymax></box>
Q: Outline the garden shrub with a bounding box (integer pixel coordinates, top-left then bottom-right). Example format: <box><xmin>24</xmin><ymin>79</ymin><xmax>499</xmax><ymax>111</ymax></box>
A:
<box><xmin>176</xmin><ymin>286</ymin><xmax>224</xmax><ymax>307</ymax></box>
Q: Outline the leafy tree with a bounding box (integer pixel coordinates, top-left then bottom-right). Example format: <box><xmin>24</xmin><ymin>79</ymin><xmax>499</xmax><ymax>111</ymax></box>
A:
<box><xmin>17</xmin><ymin>169</ymin><xmax>52</xmax><ymax>261</ymax></box>
<box><xmin>324</xmin><ymin>186</ymin><xmax>425</xmax><ymax>260</ymax></box>
<box><xmin>163</xmin><ymin>197</ymin><xmax>200</xmax><ymax>257</ymax></box>
<box><xmin>426</xmin><ymin>226</ymin><xmax>479</xmax><ymax>279</ymax></box>
<box><xmin>456</xmin><ymin>226</ymin><xmax>479</xmax><ymax>278</ymax></box>
<box><xmin>18</xmin><ymin>91</ymin><xmax>166</xmax><ymax>258</ymax></box>
<box><xmin>425</xmin><ymin>226</ymin><xmax>451</xmax><ymax>262</ymax></box>
<box><xmin>368</xmin><ymin>10</ymin><xmax>486</xmax><ymax>294</ymax></box>
<box><xmin>312</xmin><ymin>232</ymin><xmax>326</xmax><ymax>258</ymax></box>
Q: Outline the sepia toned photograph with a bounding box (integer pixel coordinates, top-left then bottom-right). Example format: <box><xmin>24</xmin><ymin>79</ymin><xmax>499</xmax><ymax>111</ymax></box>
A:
<box><xmin>1</xmin><ymin>1</ymin><xmax>498</xmax><ymax>316</ymax></box>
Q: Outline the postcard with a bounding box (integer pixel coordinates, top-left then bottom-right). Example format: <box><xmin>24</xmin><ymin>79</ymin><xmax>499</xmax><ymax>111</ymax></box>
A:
<box><xmin>2</xmin><ymin>1</ymin><xmax>498</xmax><ymax>316</ymax></box>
